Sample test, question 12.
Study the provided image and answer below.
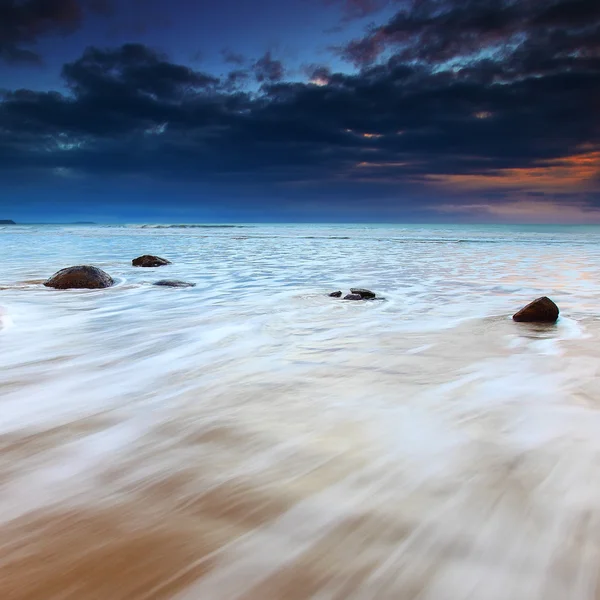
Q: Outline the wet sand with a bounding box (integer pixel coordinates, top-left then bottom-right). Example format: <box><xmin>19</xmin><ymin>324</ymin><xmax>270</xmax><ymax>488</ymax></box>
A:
<box><xmin>2</xmin><ymin>317</ymin><xmax>600</xmax><ymax>599</ymax></box>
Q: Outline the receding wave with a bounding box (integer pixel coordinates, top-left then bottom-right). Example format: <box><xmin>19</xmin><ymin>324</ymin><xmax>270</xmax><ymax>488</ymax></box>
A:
<box><xmin>303</xmin><ymin>236</ymin><xmax>352</xmax><ymax>239</ymax></box>
<box><xmin>136</xmin><ymin>224</ymin><xmax>249</xmax><ymax>229</ymax></box>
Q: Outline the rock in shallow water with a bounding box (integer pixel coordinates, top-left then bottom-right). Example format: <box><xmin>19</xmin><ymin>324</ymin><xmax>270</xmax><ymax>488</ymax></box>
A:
<box><xmin>350</xmin><ymin>288</ymin><xmax>376</xmax><ymax>299</ymax></box>
<box><xmin>513</xmin><ymin>296</ymin><xmax>559</xmax><ymax>323</ymax></box>
<box><xmin>153</xmin><ymin>280</ymin><xmax>196</xmax><ymax>288</ymax></box>
<box><xmin>344</xmin><ymin>293</ymin><xmax>363</xmax><ymax>301</ymax></box>
<box><xmin>328</xmin><ymin>291</ymin><xmax>342</xmax><ymax>298</ymax></box>
<box><xmin>132</xmin><ymin>255</ymin><xmax>171</xmax><ymax>267</ymax></box>
<box><xmin>44</xmin><ymin>266</ymin><xmax>114</xmax><ymax>289</ymax></box>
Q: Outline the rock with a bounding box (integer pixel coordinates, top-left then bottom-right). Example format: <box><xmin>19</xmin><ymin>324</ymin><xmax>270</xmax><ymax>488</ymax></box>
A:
<box><xmin>44</xmin><ymin>266</ymin><xmax>114</xmax><ymax>289</ymax></box>
<box><xmin>513</xmin><ymin>296</ymin><xmax>559</xmax><ymax>323</ymax></box>
<box><xmin>344</xmin><ymin>293</ymin><xmax>363</xmax><ymax>301</ymax></box>
<box><xmin>328</xmin><ymin>291</ymin><xmax>342</xmax><ymax>298</ymax></box>
<box><xmin>153</xmin><ymin>280</ymin><xmax>196</xmax><ymax>288</ymax></box>
<box><xmin>132</xmin><ymin>255</ymin><xmax>171</xmax><ymax>267</ymax></box>
<box><xmin>350</xmin><ymin>288</ymin><xmax>376</xmax><ymax>299</ymax></box>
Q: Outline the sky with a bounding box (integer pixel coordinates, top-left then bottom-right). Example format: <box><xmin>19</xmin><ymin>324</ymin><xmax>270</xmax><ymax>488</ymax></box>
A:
<box><xmin>1</xmin><ymin>0</ymin><xmax>599</xmax><ymax>223</ymax></box>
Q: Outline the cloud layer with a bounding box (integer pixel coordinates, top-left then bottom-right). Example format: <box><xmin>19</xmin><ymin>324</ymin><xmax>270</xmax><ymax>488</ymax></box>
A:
<box><xmin>0</xmin><ymin>0</ymin><xmax>110</xmax><ymax>64</ymax></box>
<box><xmin>1</xmin><ymin>0</ymin><xmax>599</xmax><ymax>220</ymax></box>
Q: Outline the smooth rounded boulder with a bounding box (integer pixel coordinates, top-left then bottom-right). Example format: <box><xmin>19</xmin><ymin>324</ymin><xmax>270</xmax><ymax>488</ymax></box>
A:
<box><xmin>328</xmin><ymin>291</ymin><xmax>342</xmax><ymax>298</ymax></box>
<box><xmin>44</xmin><ymin>266</ymin><xmax>114</xmax><ymax>290</ymax></box>
<box><xmin>344</xmin><ymin>293</ymin><xmax>363</xmax><ymax>301</ymax></box>
<box><xmin>513</xmin><ymin>296</ymin><xmax>559</xmax><ymax>323</ymax></box>
<box><xmin>153</xmin><ymin>280</ymin><xmax>196</xmax><ymax>288</ymax></box>
<box><xmin>350</xmin><ymin>288</ymin><xmax>376</xmax><ymax>299</ymax></box>
<box><xmin>132</xmin><ymin>255</ymin><xmax>171</xmax><ymax>267</ymax></box>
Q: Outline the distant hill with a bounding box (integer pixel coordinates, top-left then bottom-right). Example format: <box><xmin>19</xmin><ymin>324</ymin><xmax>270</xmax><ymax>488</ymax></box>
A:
<box><xmin>0</xmin><ymin>220</ymin><xmax>16</xmax><ymax>225</ymax></box>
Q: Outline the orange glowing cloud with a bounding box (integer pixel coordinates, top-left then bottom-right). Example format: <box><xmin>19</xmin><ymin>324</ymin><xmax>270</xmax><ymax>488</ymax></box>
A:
<box><xmin>425</xmin><ymin>151</ymin><xmax>600</xmax><ymax>192</ymax></box>
<box><xmin>356</xmin><ymin>160</ymin><xmax>410</xmax><ymax>168</ymax></box>
<box><xmin>434</xmin><ymin>200</ymin><xmax>600</xmax><ymax>224</ymax></box>
<box><xmin>345</xmin><ymin>129</ymin><xmax>384</xmax><ymax>139</ymax></box>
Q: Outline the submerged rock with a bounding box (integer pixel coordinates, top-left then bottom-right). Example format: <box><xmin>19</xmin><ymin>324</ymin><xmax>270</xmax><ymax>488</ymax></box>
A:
<box><xmin>328</xmin><ymin>291</ymin><xmax>342</xmax><ymax>298</ymax></box>
<box><xmin>153</xmin><ymin>280</ymin><xmax>196</xmax><ymax>288</ymax></box>
<box><xmin>44</xmin><ymin>266</ymin><xmax>114</xmax><ymax>290</ymax></box>
<box><xmin>132</xmin><ymin>255</ymin><xmax>171</xmax><ymax>267</ymax></box>
<box><xmin>513</xmin><ymin>296</ymin><xmax>559</xmax><ymax>323</ymax></box>
<box><xmin>344</xmin><ymin>293</ymin><xmax>363</xmax><ymax>301</ymax></box>
<box><xmin>350</xmin><ymin>288</ymin><xmax>376</xmax><ymax>299</ymax></box>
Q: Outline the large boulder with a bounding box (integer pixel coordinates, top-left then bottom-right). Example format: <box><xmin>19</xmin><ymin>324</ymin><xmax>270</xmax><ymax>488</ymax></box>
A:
<box><xmin>350</xmin><ymin>288</ymin><xmax>376</xmax><ymax>299</ymax></box>
<box><xmin>344</xmin><ymin>293</ymin><xmax>363</xmax><ymax>301</ymax></box>
<box><xmin>132</xmin><ymin>255</ymin><xmax>171</xmax><ymax>267</ymax></box>
<box><xmin>44</xmin><ymin>266</ymin><xmax>114</xmax><ymax>289</ymax></box>
<box><xmin>153</xmin><ymin>280</ymin><xmax>195</xmax><ymax>288</ymax></box>
<box><xmin>513</xmin><ymin>297</ymin><xmax>559</xmax><ymax>323</ymax></box>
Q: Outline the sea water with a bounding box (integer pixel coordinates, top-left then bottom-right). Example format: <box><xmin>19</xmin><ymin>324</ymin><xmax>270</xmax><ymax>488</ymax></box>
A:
<box><xmin>1</xmin><ymin>223</ymin><xmax>600</xmax><ymax>599</ymax></box>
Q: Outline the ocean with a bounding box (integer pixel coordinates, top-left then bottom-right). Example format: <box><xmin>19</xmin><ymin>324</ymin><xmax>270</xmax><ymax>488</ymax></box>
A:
<box><xmin>1</xmin><ymin>223</ymin><xmax>600</xmax><ymax>599</ymax></box>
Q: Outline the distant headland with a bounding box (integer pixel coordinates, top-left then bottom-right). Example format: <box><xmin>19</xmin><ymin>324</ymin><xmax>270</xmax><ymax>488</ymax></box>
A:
<box><xmin>0</xmin><ymin>221</ymin><xmax>97</xmax><ymax>225</ymax></box>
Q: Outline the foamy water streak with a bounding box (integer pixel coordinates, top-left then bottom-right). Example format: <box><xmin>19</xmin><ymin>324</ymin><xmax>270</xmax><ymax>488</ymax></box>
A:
<box><xmin>1</xmin><ymin>223</ymin><xmax>600</xmax><ymax>599</ymax></box>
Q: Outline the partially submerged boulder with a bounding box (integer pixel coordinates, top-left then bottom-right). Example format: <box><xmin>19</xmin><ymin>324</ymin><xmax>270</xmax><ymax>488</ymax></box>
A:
<box><xmin>153</xmin><ymin>280</ymin><xmax>196</xmax><ymax>288</ymax></box>
<box><xmin>132</xmin><ymin>255</ymin><xmax>171</xmax><ymax>267</ymax></box>
<box><xmin>330</xmin><ymin>288</ymin><xmax>378</xmax><ymax>300</ymax></box>
<box><xmin>513</xmin><ymin>296</ymin><xmax>559</xmax><ymax>323</ymax></box>
<box><xmin>44</xmin><ymin>266</ymin><xmax>114</xmax><ymax>290</ymax></box>
<box><xmin>350</xmin><ymin>288</ymin><xmax>376</xmax><ymax>299</ymax></box>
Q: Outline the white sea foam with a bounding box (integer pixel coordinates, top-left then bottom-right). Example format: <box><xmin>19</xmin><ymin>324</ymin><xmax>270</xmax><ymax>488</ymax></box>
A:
<box><xmin>1</xmin><ymin>224</ymin><xmax>600</xmax><ymax>599</ymax></box>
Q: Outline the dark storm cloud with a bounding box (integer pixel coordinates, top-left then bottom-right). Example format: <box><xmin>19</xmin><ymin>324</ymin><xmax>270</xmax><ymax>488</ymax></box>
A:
<box><xmin>340</xmin><ymin>0</ymin><xmax>600</xmax><ymax>67</ymax></box>
<box><xmin>62</xmin><ymin>44</ymin><xmax>219</xmax><ymax>99</ymax></box>
<box><xmin>253</xmin><ymin>51</ymin><xmax>285</xmax><ymax>82</ymax></box>
<box><xmin>223</xmin><ymin>69</ymin><xmax>251</xmax><ymax>90</ymax></box>
<box><xmin>1</xmin><ymin>0</ymin><xmax>600</xmax><ymax>215</ymax></box>
<box><xmin>0</xmin><ymin>0</ymin><xmax>109</xmax><ymax>64</ymax></box>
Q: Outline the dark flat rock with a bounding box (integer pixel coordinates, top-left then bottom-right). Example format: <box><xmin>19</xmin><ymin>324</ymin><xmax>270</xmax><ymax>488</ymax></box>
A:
<box><xmin>44</xmin><ymin>266</ymin><xmax>114</xmax><ymax>289</ymax></box>
<box><xmin>328</xmin><ymin>291</ymin><xmax>342</xmax><ymax>298</ymax></box>
<box><xmin>344</xmin><ymin>293</ymin><xmax>363</xmax><ymax>301</ymax></box>
<box><xmin>513</xmin><ymin>296</ymin><xmax>559</xmax><ymax>323</ymax></box>
<box><xmin>153</xmin><ymin>280</ymin><xmax>196</xmax><ymax>288</ymax></box>
<box><xmin>350</xmin><ymin>288</ymin><xmax>376</xmax><ymax>299</ymax></box>
<box><xmin>132</xmin><ymin>255</ymin><xmax>171</xmax><ymax>267</ymax></box>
